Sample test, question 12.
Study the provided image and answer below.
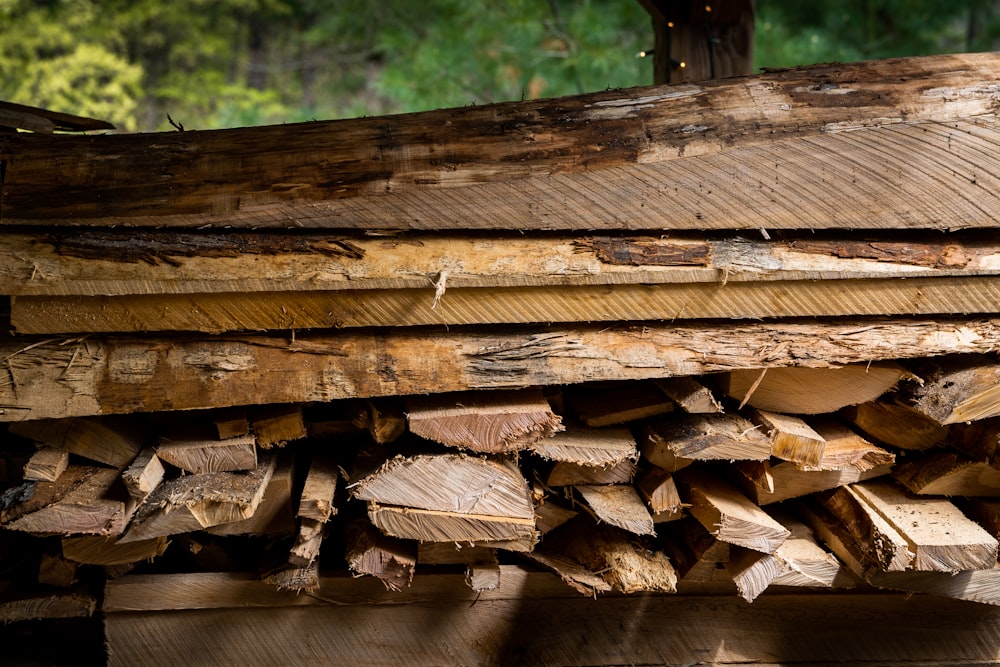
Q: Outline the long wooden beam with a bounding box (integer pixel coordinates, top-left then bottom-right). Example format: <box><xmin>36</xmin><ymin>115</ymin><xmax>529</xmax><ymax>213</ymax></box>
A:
<box><xmin>11</xmin><ymin>275</ymin><xmax>1000</xmax><ymax>334</ymax></box>
<box><xmin>2</xmin><ymin>317</ymin><xmax>999</xmax><ymax>421</ymax></box>
<box><xmin>3</xmin><ymin>231</ymin><xmax>998</xmax><ymax>297</ymax></box>
<box><xmin>3</xmin><ymin>54</ymin><xmax>1000</xmax><ymax>231</ymax></box>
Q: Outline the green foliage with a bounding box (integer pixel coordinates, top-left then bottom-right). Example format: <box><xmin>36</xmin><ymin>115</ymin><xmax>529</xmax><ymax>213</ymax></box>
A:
<box><xmin>1</xmin><ymin>1</ymin><xmax>999</xmax><ymax>132</ymax></box>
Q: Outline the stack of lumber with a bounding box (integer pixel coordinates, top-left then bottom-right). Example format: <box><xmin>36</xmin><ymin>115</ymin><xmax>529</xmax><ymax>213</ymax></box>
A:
<box><xmin>4</xmin><ymin>53</ymin><xmax>1000</xmax><ymax>665</ymax></box>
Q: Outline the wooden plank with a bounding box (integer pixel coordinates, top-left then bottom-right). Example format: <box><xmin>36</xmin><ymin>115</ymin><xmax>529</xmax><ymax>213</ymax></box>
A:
<box><xmin>723</xmin><ymin>363</ymin><xmax>911</xmax><ymax>414</ymax></box>
<box><xmin>0</xmin><ymin>99</ymin><xmax>114</xmax><ymax>132</ymax></box>
<box><xmin>0</xmin><ymin>592</ymin><xmax>96</xmax><ymax>622</ymax></box>
<box><xmin>405</xmin><ymin>389</ymin><xmax>562</xmax><ymax>453</ymax></box>
<box><xmin>9</xmin><ymin>54</ymin><xmax>1000</xmax><ymax>232</ymax></box>
<box><xmin>15</xmin><ymin>275</ymin><xmax>1000</xmax><ymax>333</ymax></box>
<box><xmin>4</xmin><ymin>318</ymin><xmax>1000</xmax><ymax>422</ymax></box>
<box><xmin>635</xmin><ymin>465</ymin><xmax>684</xmax><ymax>521</ymax></box>
<box><xmin>850</xmin><ymin>480</ymin><xmax>999</xmax><ymax>572</ymax></box>
<box><xmin>11</xmin><ymin>231</ymin><xmax>1000</xmax><ymax>297</ymax></box>
<box><xmin>104</xmin><ymin>568</ymin><xmax>1000</xmax><ymax>666</ymax></box>
<box><xmin>768</xmin><ymin>511</ymin><xmax>853</xmax><ymax>589</ymax></box>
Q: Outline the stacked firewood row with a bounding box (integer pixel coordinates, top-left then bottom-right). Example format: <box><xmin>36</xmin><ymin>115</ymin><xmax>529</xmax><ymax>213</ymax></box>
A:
<box><xmin>3</xmin><ymin>52</ymin><xmax>1000</xmax><ymax>628</ymax></box>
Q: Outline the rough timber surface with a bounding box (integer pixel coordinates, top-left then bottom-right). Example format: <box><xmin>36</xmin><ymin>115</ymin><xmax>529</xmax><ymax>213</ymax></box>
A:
<box><xmin>102</xmin><ymin>568</ymin><xmax>1000</xmax><ymax>667</ymax></box>
<box><xmin>4</xmin><ymin>317</ymin><xmax>1000</xmax><ymax>422</ymax></box>
<box><xmin>5</xmin><ymin>54</ymin><xmax>1000</xmax><ymax>231</ymax></box>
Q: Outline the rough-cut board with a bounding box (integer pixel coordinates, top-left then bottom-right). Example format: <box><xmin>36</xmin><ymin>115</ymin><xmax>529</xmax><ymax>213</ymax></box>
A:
<box><xmin>849</xmin><ymin>480</ymin><xmax>999</xmax><ymax>572</ymax></box>
<box><xmin>4</xmin><ymin>318</ymin><xmax>1000</xmax><ymax>422</ymax></box>
<box><xmin>14</xmin><ymin>275</ymin><xmax>1000</xmax><ymax>334</ymax></box>
<box><xmin>722</xmin><ymin>362</ymin><xmax>911</xmax><ymax>414</ymax></box>
<box><xmin>8</xmin><ymin>54</ymin><xmax>1000</xmax><ymax>232</ymax></box>
<box><xmin>9</xmin><ymin>231</ymin><xmax>1000</xmax><ymax>297</ymax></box>
<box><xmin>404</xmin><ymin>389</ymin><xmax>562</xmax><ymax>453</ymax></box>
<box><xmin>103</xmin><ymin>568</ymin><xmax>1000</xmax><ymax>667</ymax></box>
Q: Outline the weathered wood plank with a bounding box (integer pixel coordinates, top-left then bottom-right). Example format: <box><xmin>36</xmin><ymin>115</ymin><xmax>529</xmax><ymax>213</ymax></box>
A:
<box><xmin>13</xmin><ymin>275</ymin><xmax>1000</xmax><ymax>333</ymax></box>
<box><xmin>7</xmin><ymin>54</ymin><xmax>1000</xmax><ymax>232</ymax></box>
<box><xmin>3</xmin><ymin>318</ymin><xmax>1000</xmax><ymax>422</ymax></box>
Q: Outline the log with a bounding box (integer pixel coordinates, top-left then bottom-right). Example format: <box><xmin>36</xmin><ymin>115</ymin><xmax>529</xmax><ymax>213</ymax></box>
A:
<box><xmin>573</xmin><ymin>485</ymin><xmax>655</xmax><ymax>536</ymax></box>
<box><xmin>22</xmin><ymin>447</ymin><xmax>68</xmax><ymax>482</ymax></box>
<box><xmin>347</xmin><ymin>519</ymin><xmax>416</xmax><ymax>591</ymax></box>
<box><xmin>677</xmin><ymin>468</ymin><xmax>790</xmax><ymax>554</ymax></box>
<box><xmin>528</xmin><ymin>424</ymin><xmax>636</xmax><ymax>467</ymax></box>
<box><xmin>722</xmin><ymin>363</ymin><xmax>912</xmax><ymax>414</ymax></box>
<box><xmin>8</xmin><ymin>416</ymin><xmax>144</xmax><ymax>468</ymax></box>
<box><xmin>5</xmin><ymin>318</ymin><xmax>1000</xmax><ymax>422</ymax></box>
<box><xmin>405</xmin><ymin>389</ymin><xmax>562</xmax><ymax>453</ymax></box>
<box><xmin>156</xmin><ymin>430</ymin><xmax>257</xmax><ymax>474</ymax></box>
<box><xmin>894</xmin><ymin>451</ymin><xmax>1000</xmax><ymax>496</ymax></box>
<box><xmin>16</xmin><ymin>275</ymin><xmax>1000</xmax><ymax>333</ymax></box>
<box><xmin>8</xmin><ymin>54</ymin><xmax>1000</xmax><ymax>232</ymax></box>
<box><xmin>849</xmin><ymin>480</ymin><xmax>999</xmax><ymax>572</ymax></box>
<box><xmin>904</xmin><ymin>355</ymin><xmax>1000</xmax><ymax>424</ymax></box>
<box><xmin>641</xmin><ymin>413</ymin><xmax>772</xmax><ymax>470</ymax></box>
<box><xmin>120</xmin><ymin>454</ymin><xmax>277</xmax><ymax>542</ymax></box>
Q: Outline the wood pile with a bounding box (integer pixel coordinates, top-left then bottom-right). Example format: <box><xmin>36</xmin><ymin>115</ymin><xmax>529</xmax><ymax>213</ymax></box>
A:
<box><xmin>4</xmin><ymin>53</ymin><xmax>1000</xmax><ymax>665</ymax></box>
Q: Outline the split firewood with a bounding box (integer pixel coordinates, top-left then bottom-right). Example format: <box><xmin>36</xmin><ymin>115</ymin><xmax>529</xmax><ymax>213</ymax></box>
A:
<box><xmin>38</xmin><ymin>551</ymin><xmax>76</xmax><ymax>588</ymax></box>
<box><xmin>849</xmin><ymin>480</ymin><xmax>998</xmax><ymax>572</ymax></box>
<box><xmin>120</xmin><ymin>447</ymin><xmax>165</xmax><ymax>500</ymax></box>
<box><xmin>635</xmin><ymin>466</ymin><xmax>685</xmax><ymax>523</ymax></box>
<box><xmin>22</xmin><ymin>447</ymin><xmax>69</xmax><ymax>482</ymax></box>
<box><xmin>251</xmin><ymin>405</ymin><xmax>307</xmax><ymax>448</ymax></box>
<box><xmin>747</xmin><ymin>409</ymin><xmax>826</xmax><ymax>467</ymax></box>
<box><xmin>522</xmin><ymin>550</ymin><xmax>614</xmax><ymax>597</ymax></box>
<box><xmin>726</xmin><ymin>547</ymin><xmax>779</xmax><ymax>603</ymax></box>
<box><xmin>353</xmin><ymin>398</ymin><xmax>406</xmax><ymax>444</ymax></box>
<box><xmin>534</xmin><ymin>500</ymin><xmax>578</xmax><ymax>535</ymax></box>
<box><xmin>811</xmin><ymin>484</ymin><xmax>914</xmax><ymax>574</ymax></box>
<box><xmin>0</xmin><ymin>591</ymin><xmax>96</xmax><ymax>623</ymax></box>
<box><xmin>207</xmin><ymin>453</ymin><xmax>295</xmax><ymax>537</ymax></box>
<box><xmin>1</xmin><ymin>466</ymin><xmax>131</xmax><ymax>536</ymax></box>
<box><xmin>840</xmin><ymin>399</ymin><xmax>947</xmax><ymax>450</ymax></box>
<box><xmin>677</xmin><ymin>467</ymin><xmax>790</xmax><ymax>554</ymax></box>
<box><xmin>965</xmin><ymin>499</ymin><xmax>1000</xmax><ymax>539</ymax></box>
<box><xmin>659</xmin><ymin>517</ymin><xmax>729</xmax><ymax>583</ymax></box>
<box><xmin>767</xmin><ymin>509</ymin><xmax>853</xmax><ymax>589</ymax></box>
<box><xmin>573</xmin><ymin>485</ymin><xmax>655</xmax><ymax>536</ymax></box>
<box><xmin>721</xmin><ymin>363</ymin><xmax>912</xmax><ymax>414</ymax></box>
<box><xmin>894</xmin><ymin>450</ymin><xmax>1000</xmax><ymax>496</ymax></box>
<box><xmin>654</xmin><ymin>377</ymin><xmax>723</xmax><ymax>414</ymax></box>
<box><xmin>405</xmin><ymin>389</ymin><xmax>562</xmax><ymax>453</ymax></box>
<box><xmin>346</xmin><ymin>519</ymin><xmax>417</xmax><ymax>591</ymax></box>
<box><xmin>365</xmin><ymin>504</ymin><xmax>537</xmax><ymax>550</ymax></box>
<box><xmin>213</xmin><ymin>408</ymin><xmax>250</xmax><ymax>439</ymax></box>
<box><xmin>262</xmin><ymin>560</ymin><xmax>319</xmax><ymax>593</ymax></box>
<box><xmin>288</xmin><ymin>518</ymin><xmax>326</xmax><ymax>568</ymax></box>
<box><xmin>61</xmin><ymin>535</ymin><xmax>169</xmax><ymax>566</ymax></box>
<box><xmin>950</xmin><ymin>419</ymin><xmax>1000</xmax><ymax>464</ymax></box>
<box><xmin>350</xmin><ymin>452</ymin><xmax>534</xmax><ymax>520</ymax></box>
<box><xmin>641</xmin><ymin>413</ymin><xmax>772</xmax><ymax>472</ymax></box>
<box><xmin>156</xmin><ymin>430</ymin><xmax>257</xmax><ymax>474</ymax></box>
<box><xmin>297</xmin><ymin>453</ymin><xmax>340</xmax><ymax>523</ymax></box>
<box><xmin>903</xmin><ymin>354</ymin><xmax>1000</xmax><ymax>424</ymax></box>
<box><xmin>465</xmin><ymin>553</ymin><xmax>501</xmax><ymax>592</ymax></box>
<box><xmin>9</xmin><ymin>416</ymin><xmax>144</xmax><ymax>468</ymax></box>
<box><xmin>120</xmin><ymin>453</ymin><xmax>276</xmax><ymax>542</ymax></box>
<box><xmin>566</xmin><ymin>381</ymin><xmax>674</xmax><ymax>426</ymax></box>
<box><xmin>538</xmin><ymin>518</ymin><xmax>677</xmax><ymax>594</ymax></box>
<box><xmin>733</xmin><ymin>418</ymin><xmax>894</xmax><ymax>505</ymax></box>
<box><xmin>417</xmin><ymin>542</ymin><xmax>497</xmax><ymax>566</ymax></box>
<box><xmin>529</xmin><ymin>424</ymin><xmax>637</xmax><ymax>467</ymax></box>
<box><xmin>545</xmin><ymin>458</ymin><xmax>636</xmax><ymax>486</ymax></box>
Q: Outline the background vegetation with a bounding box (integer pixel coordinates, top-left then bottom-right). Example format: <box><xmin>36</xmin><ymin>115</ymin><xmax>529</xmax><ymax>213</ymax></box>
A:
<box><xmin>2</xmin><ymin>0</ymin><xmax>999</xmax><ymax>132</ymax></box>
